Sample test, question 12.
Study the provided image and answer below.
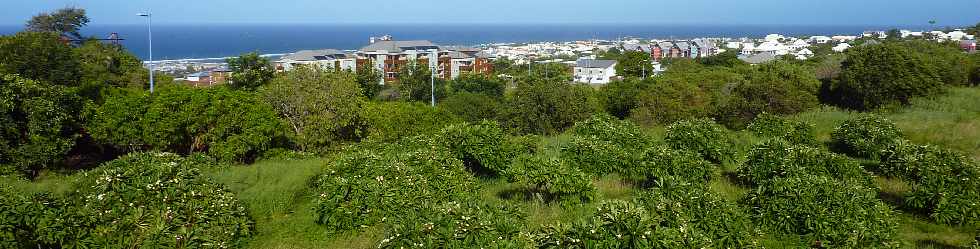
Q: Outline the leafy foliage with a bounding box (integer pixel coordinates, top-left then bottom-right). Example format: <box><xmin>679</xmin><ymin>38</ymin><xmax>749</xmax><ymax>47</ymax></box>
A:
<box><xmin>599</xmin><ymin>77</ymin><xmax>651</xmax><ymax>119</ymax></box>
<box><xmin>24</xmin><ymin>7</ymin><xmax>89</xmax><ymax>40</ymax></box>
<box><xmin>502</xmin><ymin>80</ymin><xmax>599</xmax><ymax>134</ymax></box>
<box><xmin>831</xmin><ymin>115</ymin><xmax>903</xmax><ymax>160</ymax></box>
<box><xmin>359</xmin><ymin>101</ymin><xmax>461</xmax><ymax>142</ymax></box>
<box><xmin>615</xmin><ymin>51</ymin><xmax>654</xmax><ymax>78</ymax></box>
<box><xmin>439</xmin><ymin>92</ymin><xmax>502</xmax><ymax>123</ymax></box>
<box><xmin>448</xmin><ymin>73</ymin><xmax>506</xmax><ymax>97</ymax></box>
<box><xmin>832</xmin><ymin>43</ymin><xmax>944</xmax><ymax>110</ymax></box>
<box><xmin>354</xmin><ymin>64</ymin><xmax>384</xmax><ymax>98</ymax></box>
<box><xmin>737</xmin><ymin>139</ymin><xmax>871</xmax><ymax>187</ymax></box>
<box><xmin>747</xmin><ymin>113</ymin><xmax>818</xmax><ymax>146</ymax></box>
<box><xmin>628</xmin><ymin>65</ymin><xmax>738</xmax><ymax>126</ymax></box>
<box><xmin>743</xmin><ymin>175</ymin><xmax>899</xmax><ymax>248</ymax></box>
<box><xmin>663</xmin><ymin>118</ymin><xmax>735</xmax><ymax>164</ymax></box>
<box><xmin>629</xmin><ymin>147</ymin><xmax>716</xmax><ymax>186</ymax></box>
<box><xmin>260</xmin><ymin>67</ymin><xmax>363</xmax><ymax>152</ymax></box>
<box><xmin>312</xmin><ymin>139</ymin><xmax>477</xmax><ymax>232</ymax></box>
<box><xmin>436</xmin><ymin>121</ymin><xmax>521</xmax><ymax>176</ymax></box>
<box><xmin>636</xmin><ymin>180</ymin><xmax>756</xmax><ymax>248</ymax></box>
<box><xmin>880</xmin><ymin>140</ymin><xmax>980</xmax><ymax>225</ymax></box>
<box><xmin>0</xmin><ymin>74</ymin><xmax>86</xmax><ymax>177</ymax></box>
<box><xmin>227</xmin><ymin>52</ymin><xmax>275</xmax><ymax>90</ymax></box>
<box><xmin>0</xmin><ymin>184</ymin><xmax>94</xmax><ymax>248</ymax></box>
<box><xmin>88</xmin><ymin>86</ymin><xmax>285</xmax><ymax>162</ymax></box>
<box><xmin>74</xmin><ymin>41</ymin><xmax>149</xmax><ymax>99</ymax></box>
<box><xmin>397</xmin><ymin>61</ymin><xmax>449</xmax><ymax>103</ymax></box>
<box><xmin>716</xmin><ymin>61</ymin><xmax>820</xmax><ymax>129</ymax></box>
<box><xmin>378</xmin><ymin>201</ymin><xmax>529</xmax><ymax>248</ymax></box>
<box><xmin>0</xmin><ymin>31</ymin><xmax>80</xmax><ymax>86</ymax></box>
<box><xmin>506</xmin><ymin>155</ymin><xmax>597</xmax><ymax>203</ymax></box>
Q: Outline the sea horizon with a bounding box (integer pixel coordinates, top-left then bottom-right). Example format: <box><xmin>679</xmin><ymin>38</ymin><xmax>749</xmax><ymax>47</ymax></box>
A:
<box><xmin>0</xmin><ymin>23</ymin><xmax>937</xmax><ymax>61</ymax></box>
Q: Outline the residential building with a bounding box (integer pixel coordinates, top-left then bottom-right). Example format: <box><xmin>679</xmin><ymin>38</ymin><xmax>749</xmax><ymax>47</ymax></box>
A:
<box><xmin>832</xmin><ymin>43</ymin><xmax>852</xmax><ymax>53</ymax></box>
<box><xmin>962</xmin><ymin>40</ymin><xmax>977</xmax><ymax>53</ymax></box>
<box><xmin>358</xmin><ymin>39</ymin><xmax>493</xmax><ymax>84</ymax></box>
<box><xmin>275</xmin><ymin>49</ymin><xmax>356</xmax><ymax>72</ymax></box>
<box><xmin>185</xmin><ymin>72</ymin><xmax>210</xmax><ymax>87</ymax></box>
<box><xmin>574</xmin><ymin>59</ymin><xmax>617</xmax><ymax>84</ymax></box>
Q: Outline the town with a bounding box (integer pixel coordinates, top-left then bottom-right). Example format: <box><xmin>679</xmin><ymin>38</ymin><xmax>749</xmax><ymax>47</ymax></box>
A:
<box><xmin>165</xmin><ymin>29</ymin><xmax>978</xmax><ymax>86</ymax></box>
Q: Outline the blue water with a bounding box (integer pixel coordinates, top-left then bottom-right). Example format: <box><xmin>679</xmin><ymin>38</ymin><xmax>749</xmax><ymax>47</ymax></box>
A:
<box><xmin>0</xmin><ymin>24</ymin><xmax>926</xmax><ymax>60</ymax></box>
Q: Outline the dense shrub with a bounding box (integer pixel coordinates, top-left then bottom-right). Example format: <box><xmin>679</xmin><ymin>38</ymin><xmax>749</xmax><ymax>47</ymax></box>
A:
<box><xmin>600</xmin><ymin>78</ymin><xmax>650</xmax><ymax>119</ymax></box>
<box><xmin>746</xmin><ymin>113</ymin><xmax>817</xmax><ymax>146</ymax></box>
<box><xmin>570</xmin><ymin>114</ymin><xmax>653</xmax><ymax>149</ymax></box>
<box><xmin>312</xmin><ymin>140</ymin><xmax>477</xmax><ymax>232</ymax></box>
<box><xmin>89</xmin><ymin>86</ymin><xmax>285</xmax><ymax>163</ymax></box>
<box><xmin>533</xmin><ymin>200</ymin><xmax>681</xmax><ymax>248</ymax></box>
<box><xmin>0</xmin><ymin>74</ymin><xmax>86</xmax><ymax>177</ymax></box>
<box><xmin>663</xmin><ymin>118</ymin><xmax>735</xmax><ymax>164</ymax></box>
<box><xmin>502</xmin><ymin>80</ymin><xmax>599</xmax><ymax>135</ymax></box>
<box><xmin>50</xmin><ymin>152</ymin><xmax>251</xmax><ymax>248</ymax></box>
<box><xmin>360</xmin><ymin>101</ymin><xmax>461</xmax><ymax>142</ymax></box>
<box><xmin>637</xmin><ymin>180</ymin><xmax>756</xmax><ymax>248</ymax></box>
<box><xmin>260</xmin><ymin>67</ymin><xmax>364</xmax><ymax>152</ymax></box>
<box><xmin>880</xmin><ymin>141</ymin><xmax>980</xmax><ymax>225</ymax></box>
<box><xmin>0</xmin><ymin>185</ymin><xmax>94</xmax><ymax>248</ymax></box>
<box><xmin>562</xmin><ymin>115</ymin><xmax>655</xmax><ymax>176</ymax></box>
<box><xmin>506</xmin><ymin>155</ymin><xmax>597</xmax><ymax>203</ymax></box>
<box><xmin>737</xmin><ymin>139</ymin><xmax>871</xmax><ymax>187</ymax></box>
<box><xmin>0</xmin><ymin>31</ymin><xmax>80</xmax><ymax>86</ymax></box>
<box><xmin>833</xmin><ymin>43</ymin><xmax>944</xmax><ymax>110</ymax></box>
<box><xmin>743</xmin><ymin>175</ymin><xmax>899</xmax><ymax>248</ymax></box>
<box><xmin>715</xmin><ymin>61</ymin><xmax>820</xmax><ymax>129</ymax></box>
<box><xmin>448</xmin><ymin>73</ymin><xmax>506</xmax><ymax>97</ymax></box>
<box><xmin>898</xmin><ymin>40</ymin><xmax>973</xmax><ymax>86</ymax></box>
<box><xmin>830</xmin><ymin>115</ymin><xmax>903</xmax><ymax>160</ymax></box>
<box><xmin>630</xmin><ymin>146</ymin><xmax>715</xmax><ymax>186</ymax></box>
<box><xmin>378</xmin><ymin>201</ymin><xmax>529</xmax><ymax>248</ymax></box>
<box><xmin>439</xmin><ymin>92</ymin><xmax>502</xmax><ymax>123</ymax></box>
<box><xmin>436</xmin><ymin>121</ymin><xmax>521</xmax><ymax>176</ymax></box>
<box><xmin>628</xmin><ymin>68</ymin><xmax>737</xmax><ymax>126</ymax></box>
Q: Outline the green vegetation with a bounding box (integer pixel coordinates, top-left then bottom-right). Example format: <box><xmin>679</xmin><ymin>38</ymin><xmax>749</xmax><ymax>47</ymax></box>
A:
<box><xmin>3</xmin><ymin>7</ymin><xmax>980</xmax><ymax>249</ymax></box>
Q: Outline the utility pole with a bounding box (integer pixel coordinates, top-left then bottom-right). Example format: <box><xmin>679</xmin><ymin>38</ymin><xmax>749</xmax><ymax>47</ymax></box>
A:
<box><xmin>138</xmin><ymin>11</ymin><xmax>154</xmax><ymax>93</ymax></box>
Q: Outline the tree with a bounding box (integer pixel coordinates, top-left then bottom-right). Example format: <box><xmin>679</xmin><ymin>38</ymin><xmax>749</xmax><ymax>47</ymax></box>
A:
<box><xmin>696</xmin><ymin>50</ymin><xmax>745</xmax><ymax>68</ymax></box>
<box><xmin>227</xmin><ymin>52</ymin><xmax>275</xmax><ymax>90</ymax></box>
<box><xmin>832</xmin><ymin>43</ymin><xmax>943</xmax><ymax>110</ymax></box>
<box><xmin>260</xmin><ymin>67</ymin><xmax>364</xmax><ymax>152</ymax></box>
<box><xmin>0</xmin><ymin>74</ymin><xmax>86</xmax><ymax>178</ymax></box>
<box><xmin>74</xmin><ymin>40</ymin><xmax>148</xmax><ymax>101</ymax></box>
<box><xmin>448</xmin><ymin>73</ymin><xmax>506</xmax><ymax>97</ymax></box>
<box><xmin>397</xmin><ymin>61</ymin><xmax>448</xmax><ymax>102</ymax></box>
<box><xmin>886</xmin><ymin>29</ymin><xmax>901</xmax><ymax>40</ymax></box>
<box><xmin>629</xmin><ymin>67</ymin><xmax>741</xmax><ymax>126</ymax></box>
<box><xmin>898</xmin><ymin>40</ymin><xmax>972</xmax><ymax>86</ymax></box>
<box><xmin>355</xmin><ymin>63</ymin><xmax>383</xmax><ymax>98</ymax></box>
<box><xmin>600</xmin><ymin>77</ymin><xmax>652</xmax><ymax>119</ymax></box>
<box><xmin>615</xmin><ymin>50</ymin><xmax>653</xmax><ymax>78</ymax></box>
<box><xmin>25</xmin><ymin>7</ymin><xmax>90</xmax><ymax>41</ymax></box>
<box><xmin>502</xmin><ymin>80</ymin><xmax>599</xmax><ymax>134</ymax></box>
<box><xmin>715</xmin><ymin>61</ymin><xmax>820</xmax><ymax>129</ymax></box>
<box><xmin>440</xmin><ymin>92</ymin><xmax>502</xmax><ymax>123</ymax></box>
<box><xmin>0</xmin><ymin>31</ymin><xmax>80</xmax><ymax>86</ymax></box>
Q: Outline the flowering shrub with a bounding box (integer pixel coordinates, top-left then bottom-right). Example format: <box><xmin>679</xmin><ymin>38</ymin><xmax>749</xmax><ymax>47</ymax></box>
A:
<box><xmin>312</xmin><ymin>140</ymin><xmax>477</xmax><ymax>232</ymax></box>
<box><xmin>628</xmin><ymin>146</ymin><xmax>715</xmax><ymax>187</ymax></box>
<box><xmin>533</xmin><ymin>200</ymin><xmax>676</xmax><ymax>248</ymax></box>
<box><xmin>378</xmin><ymin>201</ymin><xmax>529</xmax><ymax>248</ymax></box>
<box><xmin>571</xmin><ymin>114</ymin><xmax>654</xmax><ymax>149</ymax></box>
<box><xmin>562</xmin><ymin>136</ymin><xmax>633</xmax><ymax>176</ymax></box>
<box><xmin>638</xmin><ymin>179</ymin><xmax>757</xmax><ymax>248</ymax></box>
<box><xmin>664</xmin><ymin>118</ymin><xmax>735</xmax><ymax>164</ymax></box>
<box><xmin>0</xmin><ymin>186</ymin><xmax>95</xmax><ymax>248</ymax></box>
<box><xmin>747</xmin><ymin>113</ymin><xmax>817</xmax><ymax>146</ymax></box>
<box><xmin>506</xmin><ymin>155</ymin><xmax>597</xmax><ymax>203</ymax></box>
<box><xmin>73</xmin><ymin>152</ymin><xmax>252</xmax><ymax>248</ymax></box>
<box><xmin>737</xmin><ymin>139</ymin><xmax>872</xmax><ymax>187</ymax></box>
<box><xmin>743</xmin><ymin>175</ymin><xmax>899</xmax><ymax>248</ymax></box>
<box><xmin>831</xmin><ymin>115</ymin><xmax>903</xmax><ymax>160</ymax></box>
<box><xmin>436</xmin><ymin>120</ymin><xmax>521</xmax><ymax>176</ymax></box>
<box><xmin>881</xmin><ymin>140</ymin><xmax>980</xmax><ymax>225</ymax></box>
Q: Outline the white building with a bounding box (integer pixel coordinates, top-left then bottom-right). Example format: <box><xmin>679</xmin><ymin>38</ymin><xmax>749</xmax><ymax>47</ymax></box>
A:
<box><xmin>809</xmin><ymin>36</ymin><xmax>832</xmax><ymax>44</ymax></box>
<box><xmin>832</xmin><ymin>43</ymin><xmax>852</xmax><ymax>53</ymax></box>
<box><xmin>275</xmin><ymin>49</ymin><xmax>357</xmax><ymax>72</ymax></box>
<box><xmin>765</xmin><ymin>34</ymin><xmax>785</xmax><ymax>42</ymax></box>
<box><xmin>574</xmin><ymin>59</ymin><xmax>617</xmax><ymax>84</ymax></box>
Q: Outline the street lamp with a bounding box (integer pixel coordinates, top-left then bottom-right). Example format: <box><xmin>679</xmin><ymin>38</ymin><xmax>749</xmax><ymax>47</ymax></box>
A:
<box><xmin>138</xmin><ymin>11</ymin><xmax>154</xmax><ymax>93</ymax></box>
<box><xmin>428</xmin><ymin>49</ymin><xmax>438</xmax><ymax>107</ymax></box>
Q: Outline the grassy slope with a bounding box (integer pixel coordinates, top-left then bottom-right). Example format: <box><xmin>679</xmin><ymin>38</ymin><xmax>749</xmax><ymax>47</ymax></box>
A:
<box><xmin>3</xmin><ymin>88</ymin><xmax>977</xmax><ymax>248</ymax></box>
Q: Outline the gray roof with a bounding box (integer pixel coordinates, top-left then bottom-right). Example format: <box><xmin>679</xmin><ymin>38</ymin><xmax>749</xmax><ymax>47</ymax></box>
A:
<box><xmin>738</xmin><ymin>53</ymin><xmax>777</xmax><ymax>64</ymax></box>
<box><xmin>281</xmin><ymin>49</ymin><xmax>348</xmax><ymax>61</ymax></box>
<box><xmin>622</xmin><ymin>44</ymin><xmax>651</xmax><ymax>53</ymax></box>
<box><xmin>576</xmin><ymin>59</ymin><xmax>617</xmax><ymax>68</ymax></box>
<box><xmin>442</xmin><ymin>45</ymin><xmax>481</xmax><ymax>52</ymax></box>
<box><xmin>675</xmin><ymin>41</ymin><xmax>690</xmax><ymax>50</ymax></box>
<box><xmin>448</xmin><ymin>51</ymin><xmax>473</xmax><ymax>59</ymax></box>
<box><xmin>656</xmin><ymin>42</ymin><xmax>674</xmax><ymax>49</ymax></box>
<box><xmin>360</xmin><ymin>40</ymin><xmax>439</xmax><ymax>53</ymax></box>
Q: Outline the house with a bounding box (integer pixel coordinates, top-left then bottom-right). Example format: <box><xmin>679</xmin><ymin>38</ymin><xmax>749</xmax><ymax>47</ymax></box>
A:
<box><xmin>692</xmin><ymin>39</ymin><xmax>716</xmax><ymax>57</ymax></box>
<box><xmin>738</xmin><ymin>53</ymin><xmax>777</xmax><ymax>65</ymax></box>
<box><xmin>809</xmin><ymin>36</ymin><xmax>832</xmax><ymax>44</ymax></box>
<box><xmin>209</xmin><ymin>67</ymin><xmax>231</xmax><ymax>85</ymax></box>
<box><xmin>573</xmin><ymin>59</ymin><xmax>617</xmax><ymax>84</ymax></box>
<box><xmin>948</xmin><ymin>31</ymin><xmax>969</xmax><ymax>40</ymax></box>
<box><xmin>795</xmin><ymin>48</ymin><xmax>814</xmax><ymax>60</ymax></box>
<box><xmin>275</xmin><ymin>49</ymin><xmax>356</xmax><ymax>72</ymax></box>
<box><xmin>185</xmin><ymin>72</ymin><xmax>210</xmax><ymax>87</ymax></box>
<box><xmin>962</xmin><ymin>40</ymin><xmax>977</xmax><ymax>53</ymax></box>
<box><xmin>754</xmin><ymin>41</ymin><xmax>789</xmax><ymax>56</ymax></box>
<box><xmin>357</xmin><ymin>39</ymin><xmax>493</xmax><ymax>84</ymax></box>
<box><xmin>832</xmin><ymin>43</ymin><xmax>852</xmax><ymax>53</ymax></box>
<box><xmin>788</xmin><ymin>39</ymin><xmax>810</xmax><ymax>50</ymax></box>
<box><xmin>765</xmin><ymin>34</ymin><xmax>785</xmax><ymax>42</ymax></box>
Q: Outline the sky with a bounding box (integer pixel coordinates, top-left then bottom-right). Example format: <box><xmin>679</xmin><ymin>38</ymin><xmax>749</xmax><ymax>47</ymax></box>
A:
<box><xmin>1</xmin><ymin>0</ymin><xmax>978</xmax><ymax>26</ymax></box>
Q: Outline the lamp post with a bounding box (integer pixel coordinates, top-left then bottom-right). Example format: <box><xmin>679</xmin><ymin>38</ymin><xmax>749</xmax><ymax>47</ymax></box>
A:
<box><xmin>138</xmin><ymin>12</ymin><xmax>154</xmax><ymax>93</ymax></box>
<box><xmin>428</xmin><ymin>49</ymin><xmax>437</xmax><ymax>107</ymax></box>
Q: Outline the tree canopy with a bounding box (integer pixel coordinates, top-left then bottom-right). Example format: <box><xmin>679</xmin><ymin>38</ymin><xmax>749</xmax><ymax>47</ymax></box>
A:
<box><xmin>227</xmin><ymin>52</ymin><xmax>275</xmax><ymax>90</ymax></box>
<box><xmin>25</xmin><ymin>7</ymin><xmax>90</xmax><ymax>40</ymax></box>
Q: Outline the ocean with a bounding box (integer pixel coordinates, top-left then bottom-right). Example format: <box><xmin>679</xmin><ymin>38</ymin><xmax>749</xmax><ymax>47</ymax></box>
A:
<box><xmin>0</xmin><ymin>23</ymin><xmax>925</xmax><ymax>61</ymax></box>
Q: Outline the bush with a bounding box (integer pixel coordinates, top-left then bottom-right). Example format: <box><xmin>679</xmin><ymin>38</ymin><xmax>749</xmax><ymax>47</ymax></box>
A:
<box><xmin>89</xmin><ymin>86</ymin><xmax>285</xmax><ymax>163</ymax></box>
<box><xmin>360</xmin><ymin>101</ymin><xmax>461</xmax><ymax>142</ymax></box>
<box><xmin>881</xmin><ymin>141</ymin><xmax>980</xmax><ymax>225</ymax></box>
<box><xmin>378</xmin><ymin>201</ymin><xmax>529</xmax><ymax>248</ymax></box>
<box><xmin>312</xmin><ymin>140</ymin><xmax>476</xmax><ymax>232</ymax></box>
<box><xmin>663</xmin><ymin>118</ymin><xmax>735</xmax><ymax>164</ymax></box>
<box><xmin>0</xmin><ymin>31</ymin><xmax>80</xmax><ymax>86</ymax></box>
<box><xmin>0</xmin><ymin>74</ymin><xmax>86</xmax><ymax>177</ymax></box>
<box><xmin>562</xmin><ymin>115</ymin><xmax>655</xmax><ymax>176</ymax></box>
<box><xmin>506</xmin><ymin>155</ymin><xmax>597</xmax><ymax>203</ymax></box>
<box><xmin>260</xmin><ymin>67</ymin><xmax>364</xmax><ymax>152</ymax></box>
<box><xmin>502</xmin><ymin>80</ymin><xmax>599</xmax><ymax>135</ymax></box>
<box><xmin>11</xmin><ymin>152</ymin><xmax>254</xmax><ymax>248</ymax></box>
<box><xmin>436</xmin><ymin>121</ymin><xmax>520</xmax><ymax>176</ymax></box>
<box><xmin>630</xmin><ymin>146</ymin><xmax>715</xmax><ymax>186</ymax></box>
<box><xmin>715</xmin><ymin>61</ymin><xmax>820</xmax><ymax>129</ymax></box>
<box><xmin>439</xmin><ymin>92</ymin><xmax>502</xmax><ymax>123</ymax></box>
<box><xmin>570</xmin><ymin>114</ymin><xmax>653</xmax><ymax>149</ymax></box>
<box><xmin>600</xmin><ymin>78</ymin><xmax>650</xmax><ymax>119</ymax></box>
<box><xmin>448</xmin><ymin>73</ymin><xmax>506</xmax><ymax>97</ymax></box>
<box><xmin>831</xmin><ymin>115</ymin><xmax>903</xmax><ymax>160</ymax></box>
<box><xmin>637</xmin><ymin>180</ymin><xmax>756</xmax><ymax>248</ymax></box>
<box><xmin>746</xmin><ymin>113</ymin><xmax>818</xmax><ymax>146</ymax></box>
<box><xmin>833</xmin><ymin>43</ymin><xmax>944</xmax><ymax>110</ymax></box>
<box><xmin>532</xmin><ymin>200</ymin><xmax>677</xmax><ymax>248</ymax></box>
<box><xmin>743</xmin><ymin>175</ymin><xmax>899</xmax><ymax>248</ymax></box>
<box><xmin>737</xmin><ymin>139</ymin><xmax>871</xmax><ymax>187</ymax></box>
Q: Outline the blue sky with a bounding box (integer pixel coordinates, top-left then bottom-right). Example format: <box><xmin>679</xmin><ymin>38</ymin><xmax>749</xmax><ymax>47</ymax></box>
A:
<box><xmin>2</xmin><ymin>0</ymin><xmax>978</xmax><ymax>26</ymax></box>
